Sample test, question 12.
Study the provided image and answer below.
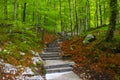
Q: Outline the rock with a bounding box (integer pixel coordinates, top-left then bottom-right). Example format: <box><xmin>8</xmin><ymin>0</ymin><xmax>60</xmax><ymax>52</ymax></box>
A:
<box><xmin>25</xmin><ymin>75</ymin><xmax>44</xmax><ymax>80</ymax></box>
<box><xmin>20</xmin><ymin>52</ymin><xmax>25</xmax><ymax>56</ymax></box>
<box><xmin>0</xmin><ymin>48</ymin><xmax>2</xmax><ymax>52</ymax></box>
<box><xmin>83</xmin><ymin>34</ymin><xmax>95</xmax><ymax>44</ymax></box>
<box><xmin>4</xmin><ymin>63</ymin><xmax>17</xmax><ymax>74</ymax></box>
<box><xmin>32</xmin><ymin>57</ymin><xmax>41</xmax><ymax>65</ymax></box>
<box><xmin>0</xmin><ymin>59</ymin><xmax>4</xmax><ymax>65</ymax></box>
<box><xmin>70</xmin><ymin>46</ymin><xmax>75</xmax><ymax>50</ymax></box>
<box><xmin>22</xmin><ymin>67</ymin><xmax>34</xmax><ymax>75</ymax></box>
<box><xmin>31</xmin><ymin>50</ymin><xmax>39</xmax><ymax>56</ymax></box>
<box><xmin>0</xmin><ymin>59</ymin><xmax>44</xmax><ymax>80</ymax></box>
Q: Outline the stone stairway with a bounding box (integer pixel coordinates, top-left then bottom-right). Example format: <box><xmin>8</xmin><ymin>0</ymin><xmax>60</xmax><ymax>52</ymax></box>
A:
<box><xmin>41</xmin><ymin>39</ymin><xmax>73</xmax><ymax>74</ymax></box>
<box><xmin>41</xmin><ymin>52</ymin><xmax>61</xmax><ymax>60</ymax></box>
<box><xmin>40</xmin><ymin>39</ymin><xmax>81</xmax><ymax>80</ymax></box>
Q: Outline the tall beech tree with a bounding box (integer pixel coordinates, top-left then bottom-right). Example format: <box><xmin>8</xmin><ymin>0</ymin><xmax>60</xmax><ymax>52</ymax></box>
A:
<box><xmin>105</xmin><ymin>0</ymin><xmax>118</xmax><ymax>41</ymax></box>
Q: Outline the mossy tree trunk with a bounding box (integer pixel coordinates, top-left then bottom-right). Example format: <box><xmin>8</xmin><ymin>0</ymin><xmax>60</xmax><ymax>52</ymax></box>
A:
<box><xmin>105</xmin><ymin>0</ymin><xmax>117</xmax><ymax>41</ymax></box>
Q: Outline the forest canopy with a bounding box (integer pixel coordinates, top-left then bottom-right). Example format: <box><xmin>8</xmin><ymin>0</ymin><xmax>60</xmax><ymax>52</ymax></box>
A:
<box><xmin>0</xmin><ymin>0</ymin><xmax>119</xmax><ymax>33</ymax></box>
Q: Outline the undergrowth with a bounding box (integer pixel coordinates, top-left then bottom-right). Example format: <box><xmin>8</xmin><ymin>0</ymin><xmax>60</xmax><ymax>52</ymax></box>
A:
<box><xmin>0</xmin><ymin>23</ymin><xmax>44</xmax><ymax>66</ymax></box>
<box><xmin>60</xmin><ymin>26</ymin><xmax>120</xmax><ymax>80</ymax></box>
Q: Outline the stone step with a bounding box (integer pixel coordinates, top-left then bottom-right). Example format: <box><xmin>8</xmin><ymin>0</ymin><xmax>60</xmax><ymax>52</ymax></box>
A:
<box><xmin>44</xmin><ymin>64</ymin><xmax>71</xmax><ymax>69</ymax></box>
<box><xmin>42</xmin><ymin>51</ymin><xmax>59</xmax><ymax>54</ymax></box>
<box><xmin>43</xmin><ymin>49</ymin><xmax>60</xmax><ymax>52</ymax></box>
<box><xmin>46</xmin><ymin>43</ymin><xmax>58</xmax><ymax>48</ymax></box>
<box><xmin>44</xmin><ymin>47</ymin><xmax>59</xmax><ymax>50</ymax></box>
<box><xmin>42</xmin><ymin>57</ymin><xmax>61</xmax><ymax>60</ymax></box>
<box><xmin>41</xmin><ymin>52</ymin><xmax>59</xmax><ymax>55</ymax></box>
<box><xmin>46</xmin><ymin>67</ymin><xmax>73</xmax><ymax>74</ymax></box>
<box><xmin>40</xmin><ymin>54</ymin><xmax>59</xmax><ymax>58</ymax></box>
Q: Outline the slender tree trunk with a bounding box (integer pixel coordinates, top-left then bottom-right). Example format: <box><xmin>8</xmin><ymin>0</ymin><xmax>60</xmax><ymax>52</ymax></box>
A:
<box><xmin>82</xmin><ymin>7</ymin><xmax>87</xmax><ymax>32</ymax></box>
<box><xmin>95</xmin><ymin>0</ymin><xmax>99</xmax><ymax>27</ymax></box>
<box><xmin>13</xmin><ymin>0</ymin><xmax>17</xmax><ymax>29</ymax></box>
<box><xmin>103</xmin><ymin>2</ymin><xmax>106</xmax><ymax>25</ymax></box>
<box><xmin>32</xmin><ymin>11</ymin><xmax>35</xmax><ymax>23</ymax></box>
<box><xmin>14</xmin><ymin>0</ymin><xmax>17</xmax><ymax>21</ymax></box>
<box><xmin>68</xmin><ymin>0</ymin><xmax>73</xmax><ymax>36</ymax></box>
<box><xmin>79</xmin><ymin>19</ymin><xmax>83</xmax><ymax>33</ymax></box>
<box><xmin>105</xmin><ymin>0</ymin><xmax>117</xmax><ymax>41</ymax></box>
<box><xmin>59</xmin><ymin>0</ymin><xmax>64</xmax><ymax>34</ymax></box>
<box><xmin>85</xmin><ymin>0</ymin><xmax>90</xmax><ymax>31</ymax></box>
<box><xmin>74</xmin><ymin>0</ymin><xmax>79</xmax><ymax>35</ymax></box>
<box><xmin>83</xmin><ymin>17</ymin><xmax>87</xmax><ymax>32</ymax></box>
<box><xmin>23</xmin><ymin>2</ymin><xmax>27</xmax><ymax>22</ymax></box>
<box><xmin>4</xmin><ymin>0</ymin><xmax>8</xmax><ymax>20</ymax></box>
<box><xmin>35</xmin><ymin>0</ymin><xmax>38</xmax><ymax>36</ymax></box>
<box><xmin>87</xmin><ymin>0</ymin><xmax>90</xmax><ymax>29</ymax></box>
<box><xmin>99</xmin><ymin>0</ymin><xmax>103</xmax><ymax>26</ymax></box>
<box><xmin>54</xmin><ymin>0</ymin><xmax>57</xmax><ymax>33</ymax></box>
<box><xmin>117</xmin><ymin>10</ymin><xmax>119</xmax><ymax>23</ymax></box>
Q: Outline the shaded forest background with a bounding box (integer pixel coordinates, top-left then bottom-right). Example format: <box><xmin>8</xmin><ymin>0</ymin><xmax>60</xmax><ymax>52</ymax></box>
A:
<box><xmin>0</xmin><ymin>0</ymin><xmax>119</xmax><ymax>35</ymax></box>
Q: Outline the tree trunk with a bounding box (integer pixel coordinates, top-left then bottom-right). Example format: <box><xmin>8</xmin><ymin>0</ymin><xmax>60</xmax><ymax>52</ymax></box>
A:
<box><xmin>105</xmin><ymin>0</ymin><xmax>117</xmax><ymax>41</ymax></box>
<box><xmin>14</xmin><ymin>0</ymin><xmax>17</xmax><ymax>21</ymax></box>
<box><xmin>82</xmin><ymin>7</ymin><xmax>87</xmax><ymax>32</ymax></box>
<box><xmin>59</xmin><ymin>0</ymin><xmax>64</xmax><ymax>35</ymax></box>
<box><xmin>99</xmin><ymin>0</ymin><xmax>103</xmax><ymax>26</ymax></box>
<box><xmin>74</xmin><ymin>0</ymin><xmax>79</xmax><ymax>35</ymax></box>
<box><xmin>103</xmin><ymin>1</ymin><xmax>106</xmax><ymax>25</ymax></box>
<box><xmin>32</xmin><ymin>11</ymin><xmax>35</xmax><ymax>23</ymax></box>
<box><xmin>4</xmin><ymin>0</ymin><xmax>8</xmax><ymax>20</ymax></box>
<box><xmin>54</xmin><ymin>0</ymin><xmax>57</xmax><ymax>33</ymax></box>
<box><xmin>96</xmin><ymin>0</ymin><xmax>99</xmax><ymax>28</ymax></box>
<box><xmin>68</xmin><ymin>0</ymin><xmax>73</xmax><ymax>36</ymax></box>
<box><xmin>87</xmin><ymin>0</ymin><xmax>91</xmax><ymax>29</ymax></box>
<box><xmin>23</xmin><ymin>2</ymin><xmax>27</xmax><ymax>22</ymax></box>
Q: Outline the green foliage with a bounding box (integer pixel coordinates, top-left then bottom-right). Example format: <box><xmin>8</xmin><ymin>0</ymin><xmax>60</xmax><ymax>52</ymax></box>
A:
<box><xmin>116</xmin><ymin>69</ymin><xmax>120</xmax><ymax>74</ymax></box>
<box><xmin>36</xmin><ymin>61</ymin><xmax>44</xmax><ymax>66</ymax></box>
<box><xmin>109</xmin><ymin>63</ymin><xmax>116</xmax><ymax>69</ymax></box>
<box><xmin>11</xmin><ymin>53</ymin><xmax>21</xmax><ymax>60</ymax></box>
<box><xmin>17</xmin><ymin>42</ymin><xmax>30</xmax><ymax>52</ymax></box>
<box><xmin>0</xmin><ymin>50</ymin><xmax>10</xmax><ymax>59</ymax></box>
<box><xmin>0</xmin><ymin>0</ymin><xmax>113</xmax><ymax>34</ymax></box>
<box><xmin>85</xmin><ymin>53</ymin><xmax>91</xmax><ymax>58</ymax></box>
<box><xmin>115</xmin><ymin>75</ymin><xmax>120</xmax><ymax>80</ymax></box>
<box><xmin>93</xmin><ymin>52</ymin><xmax>100</xmax><ymax>62</ymax></box>
<box><xmin>36</xmin><ymin>61</ymin><xmax>46</xmax><ymax>75</ymax></box>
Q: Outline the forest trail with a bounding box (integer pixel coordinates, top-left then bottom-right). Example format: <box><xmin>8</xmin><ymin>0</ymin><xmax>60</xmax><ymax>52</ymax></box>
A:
<box><xmin>41</xmin><ymin>39</ymin><xmax>81</xmax><ymax>80</ymax></box>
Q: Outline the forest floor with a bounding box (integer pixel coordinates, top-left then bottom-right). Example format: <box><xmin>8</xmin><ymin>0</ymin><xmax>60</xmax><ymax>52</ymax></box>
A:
<box><xmin>0</xmin><ymin>23</ymin><xmax>48</xmax><ymax>80</ymax></box>
<box><xmin>59</xmin><ymin>27</ymin><xmax>120</xmax><ymax>80</ymax></box>
<box><xmin>0</xmin><ymin>22</ymin><xmax>120</xmax><ymax>80</ymax></box>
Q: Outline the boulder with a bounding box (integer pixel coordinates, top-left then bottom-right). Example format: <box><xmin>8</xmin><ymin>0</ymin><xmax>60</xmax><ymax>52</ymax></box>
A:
<box><xmin>83</xmin><ymin>34</ymin><xmax>95</xmax><ymax>44</ymax></box>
